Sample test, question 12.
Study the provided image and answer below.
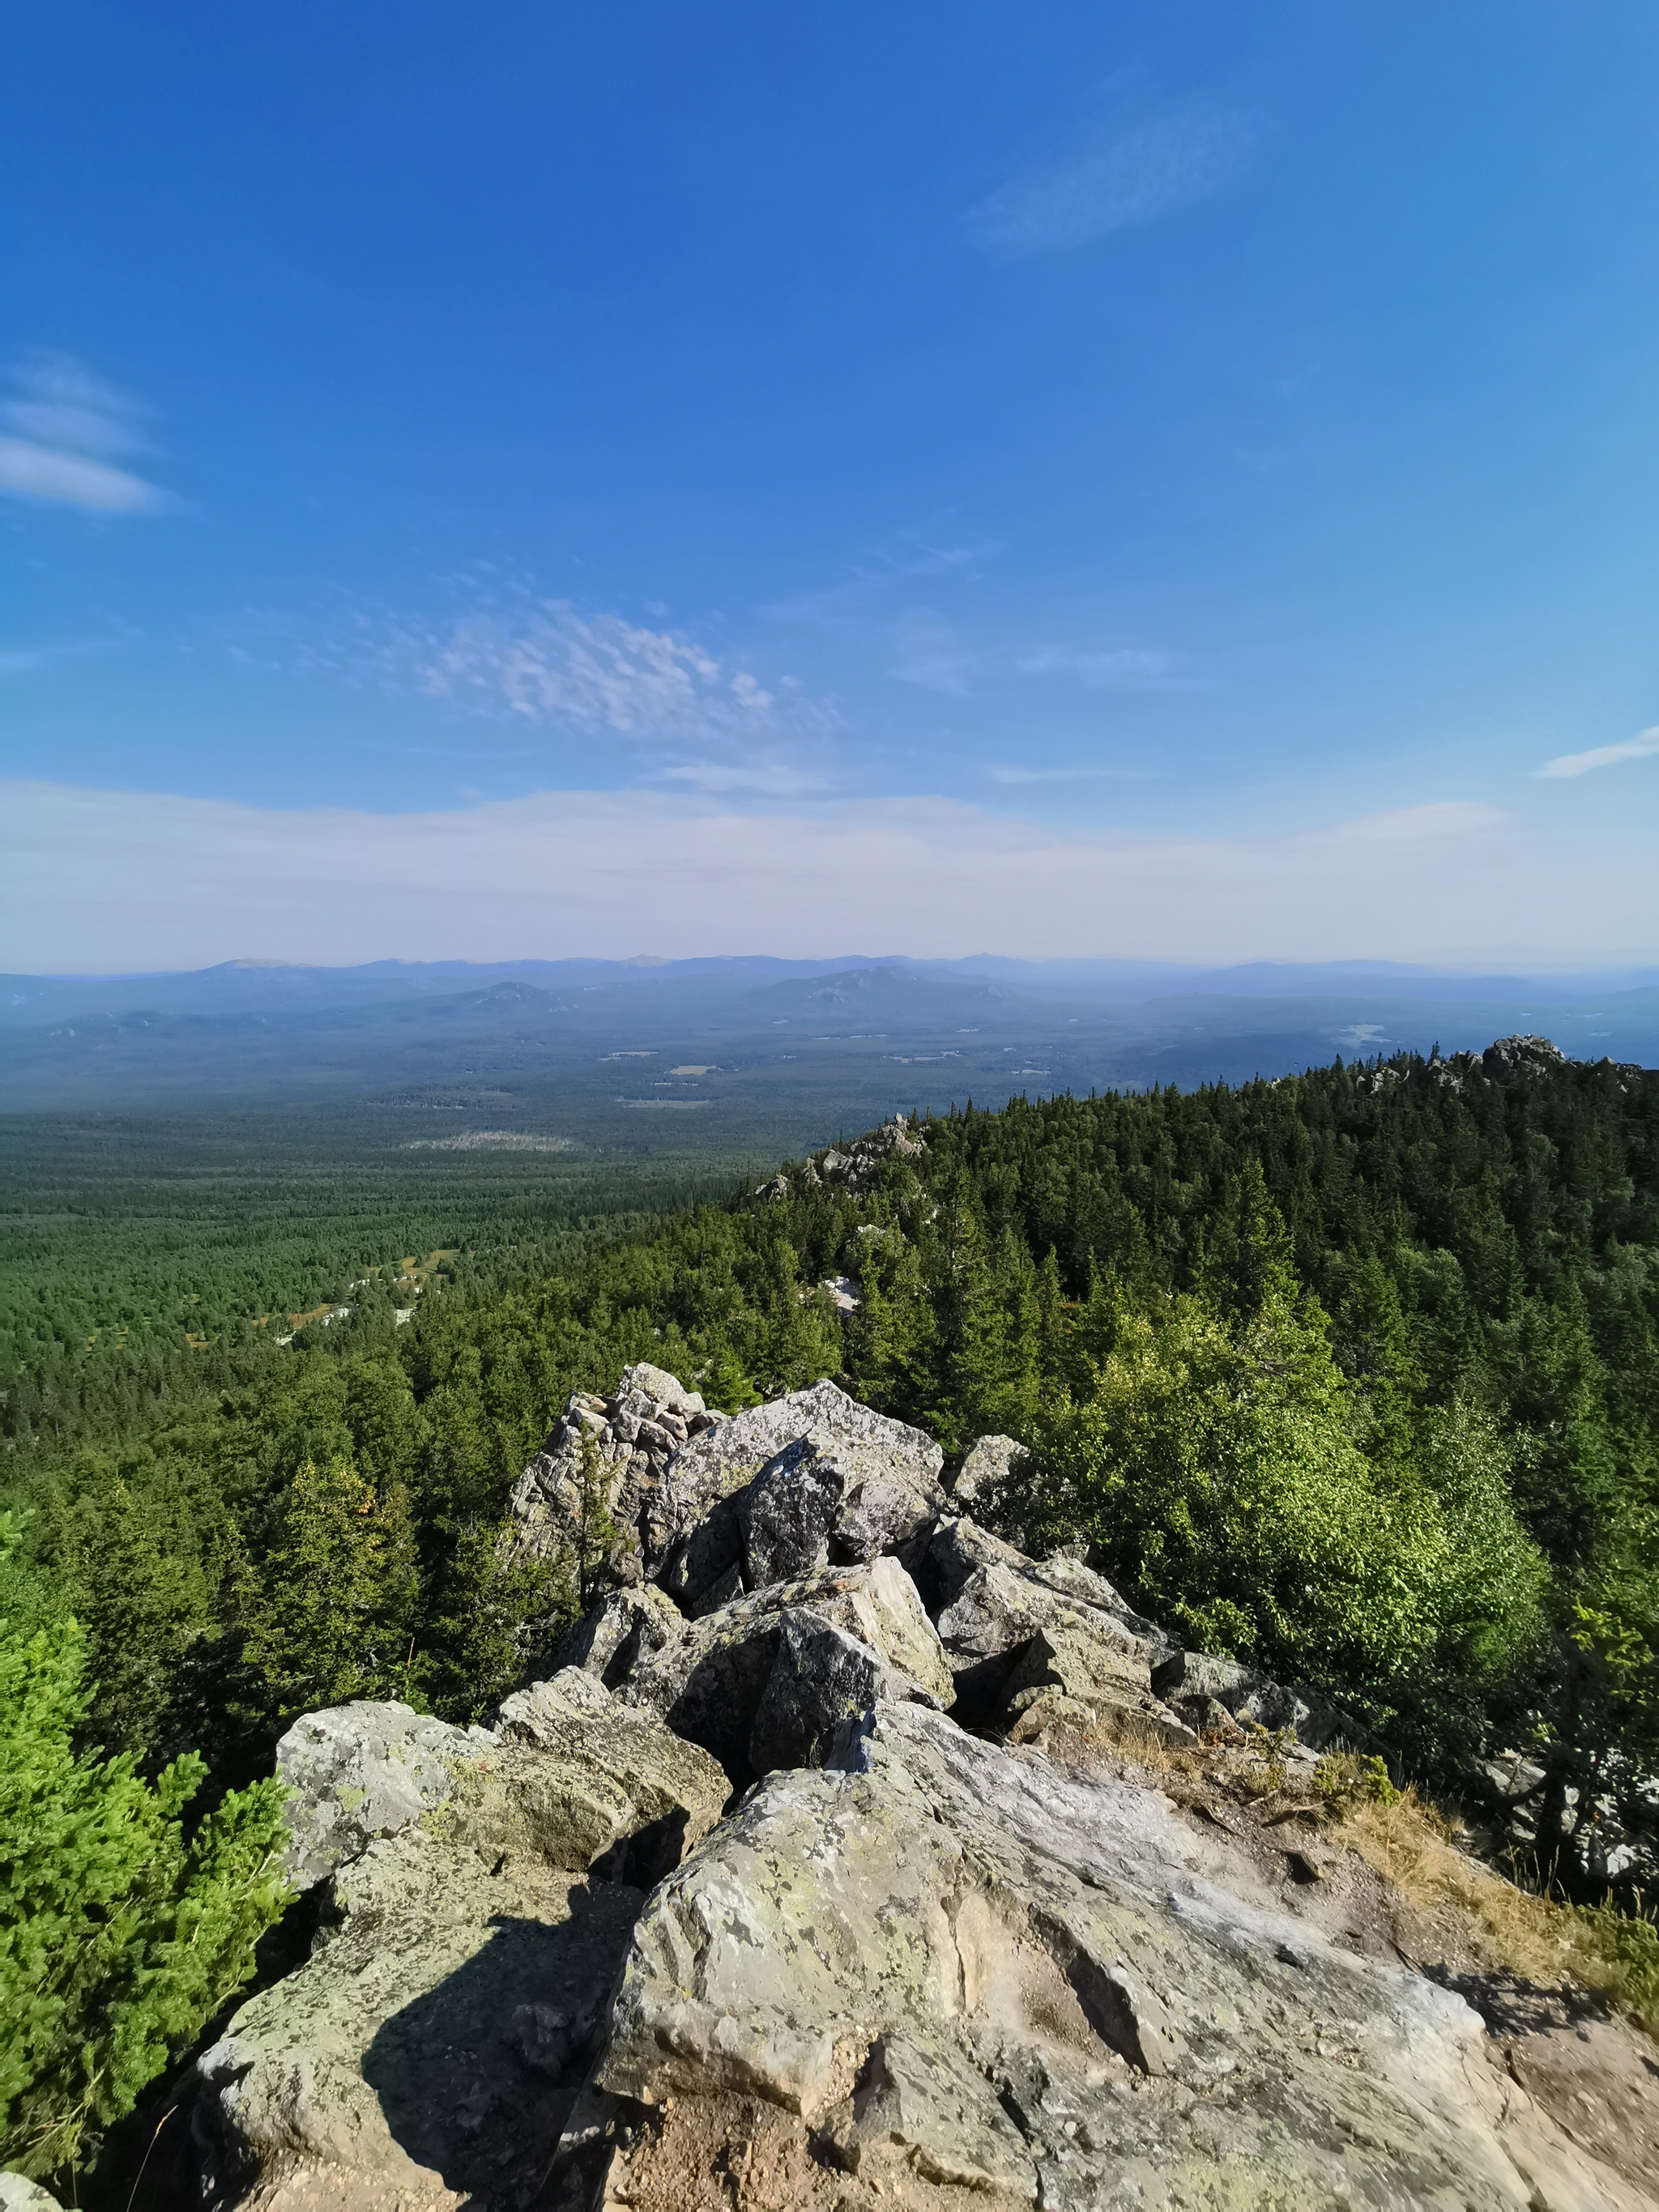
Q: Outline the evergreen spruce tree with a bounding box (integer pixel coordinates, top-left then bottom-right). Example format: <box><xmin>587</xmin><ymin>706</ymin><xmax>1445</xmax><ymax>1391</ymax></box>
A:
<box><xmin>843</xmin><ymin>1228</ymin><xmax>936</xmax><ymax>1422</ymax></box>
<box><xmin>572</xmin><ymin>1429</ymin><xmax>621</xmax><ymax>1609</ymax></box>
<box><xmin>699</xmin><ymin>1342</ymin><xmax>762</xmax><ymax>1412</ymax></box>
<box><xmin>1035</xmin><ymin>1246</ymin><xmax>1069</xmax><ymax>1393</ymax></box>
<box><xmin>1328</xmin><ymin>1251</ymin><xmax>1423</xmax><ymax>1477</ymax></box>
<box><xmin>244</xmin><ymin>1459</ymin><xmax>420</xmax><ymax>1718</ymax></box>
<box><xmin>1196</xmin><ymin>1157</ymin><xmax>1300</xmax><ymax>1324</ymax></box>
<box><xmin>0</xmin><ymin>1515</ymin><xmax>292</xmax><ymax>2184</ymax></box>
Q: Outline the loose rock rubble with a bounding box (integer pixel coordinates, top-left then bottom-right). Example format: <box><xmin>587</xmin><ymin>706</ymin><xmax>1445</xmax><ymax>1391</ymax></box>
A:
<box><xmin>181</xmin><ymin>1364</ymin><xmax>1653</xmax><ymax>2212</ymax></box>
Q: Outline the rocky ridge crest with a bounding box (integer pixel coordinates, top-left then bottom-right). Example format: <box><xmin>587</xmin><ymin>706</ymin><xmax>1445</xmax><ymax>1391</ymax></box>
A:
<box><xmin>169</xmin><ymin>1370</ymin><xmax>1654</xmax><ymax>2212</ymax></box>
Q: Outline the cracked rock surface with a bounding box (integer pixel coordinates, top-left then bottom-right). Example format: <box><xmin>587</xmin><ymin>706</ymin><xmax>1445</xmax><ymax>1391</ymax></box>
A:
<box><xmin>186</xmin><ymin>1679</ymin><xmax>725</xmax><ymax>2212</ymax></box>
<box><xmin>587</xmin><ymin>1700</ymin><xmax>1632</xmax><ymax>2212</ymax></box>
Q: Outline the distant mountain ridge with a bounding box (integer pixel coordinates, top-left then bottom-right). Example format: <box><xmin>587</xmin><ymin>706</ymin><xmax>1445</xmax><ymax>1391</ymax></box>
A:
<box><xmin>7</xmin><ymin>951</ymin><xmax>1659</xmax><ymax>1030</ymax></box>
<box><xmin>3</xmin><ymin>953</ymin><xmax>1657</xmax><ymax>1122</ymax></box>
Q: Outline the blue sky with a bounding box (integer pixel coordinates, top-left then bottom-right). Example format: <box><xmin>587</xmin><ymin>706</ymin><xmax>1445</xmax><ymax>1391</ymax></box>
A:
<box><xmin>4</xmin><ymin>1</ymin><xmax>1659</xmax><ymax>969</ymax></box>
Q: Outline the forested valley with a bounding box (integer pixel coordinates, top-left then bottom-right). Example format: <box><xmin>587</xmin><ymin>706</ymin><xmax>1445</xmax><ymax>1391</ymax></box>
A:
<box><xmin>5</xmin><ymin>1035</ymin><xmax>1659</xmax><ymax>2184</ymax></box>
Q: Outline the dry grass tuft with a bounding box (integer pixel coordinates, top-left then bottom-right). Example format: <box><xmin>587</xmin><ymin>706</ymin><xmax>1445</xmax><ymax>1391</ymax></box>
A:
<box><xmin>1336</xmin><ymin>1786</ymin><xmax>1659</xmax><ymax>2031</ymax></box>
<box><xmin>1336</xmin><ymin>1788</ymin><xmax>1577</xmax><ymax>1984</ymax></box>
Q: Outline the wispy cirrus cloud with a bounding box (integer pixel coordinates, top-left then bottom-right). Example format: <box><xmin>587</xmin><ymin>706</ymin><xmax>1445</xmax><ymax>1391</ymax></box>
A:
<box><xmin>1013</xmin><ymin>644</ymin><xmax>1173</xmax><ymax>688</ymax></box>
<box><xmin>1538</xmin><ymin>727</ymin><xmax>1659</xmax><ymax>778</ymax></box>
<box><xmin>888</xmin><ymin>611</ymin><xmax>980</xmax><ymax>697</ymax></box>
<box><xmin>966</xmin><ymin>85</ymin><xmax>1254</xmax><ymax>258</ymax></box>
<box><xmin>987</xmin><ymin>764</ymin><xmax>1149</xmax><ymax>786</ymax></box>
<box><xmin>0</xmin><ymin>646</ymin><xmax>66</xmax><ymax>678</ymax></box>
<box><xmin>0</xmin><ymin>637</ymin><xmax>127</xmax><ymax>680</ymax></box>
<box><xmin>0</xmin><ymin>354</ymin><xmax>169</xmax><ymax>514</ymax></box>
<box><xmin>326</xmin><ymin>590</ymin><xmax>834</xmax><ymax>752</ymax></box>
<box><xmin>658</xmin><ymin>759</ymin><xmax>833</xmax><ymax>797</ymax></box>
<box><xmin>769</xmin><ymin>529</ymin><xmax>1175</xmax><ymax>710</ymax></box>
<box><xmin>764</xmin><ymin>531</ymin><xmax>995</xmax><ymax>628</ymax></box>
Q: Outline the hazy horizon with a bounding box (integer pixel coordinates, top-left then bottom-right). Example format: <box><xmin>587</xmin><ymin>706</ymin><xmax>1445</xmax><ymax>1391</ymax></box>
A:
<box><xmin>11</xmin><ymin>949</ymin><xmax>1659</xmax><ymax>987</ymax></box>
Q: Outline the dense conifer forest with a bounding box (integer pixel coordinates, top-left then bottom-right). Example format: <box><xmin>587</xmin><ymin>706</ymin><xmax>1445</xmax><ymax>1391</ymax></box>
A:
<box><xmin>5</xmin><ymin>1037</ymin><xmax>1655</xmax><ymax>1860</ymax></box>
<box><xmin>5</xmin><ymin>1038</ymin><xmax>1659</xmax><ymax>2178</ymax></box>
<box><xmin>0</xmin><ymin>1108</ymin><xmax>748</xmax><ymax>1455</ymax></box>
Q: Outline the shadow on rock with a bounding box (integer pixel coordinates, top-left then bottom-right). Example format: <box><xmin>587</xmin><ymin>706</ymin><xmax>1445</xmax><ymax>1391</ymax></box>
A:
<box><xmin>359</xmin><ymin>1888</ymin><xmax>640</xmax><ymax>2207</ymax></box>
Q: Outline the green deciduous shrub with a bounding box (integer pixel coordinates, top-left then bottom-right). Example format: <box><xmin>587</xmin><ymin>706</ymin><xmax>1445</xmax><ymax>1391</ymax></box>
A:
<box><xmin>987</xmin><ymin>1271</ymin><xmax>1543</xmax><ymax>1758</ymax></box>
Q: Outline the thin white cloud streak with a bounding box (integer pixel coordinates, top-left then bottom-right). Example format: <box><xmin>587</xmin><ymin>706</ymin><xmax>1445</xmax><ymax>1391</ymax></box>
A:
<box><xmin>0</xmin><ymin>355</ymin><xmax>168</xmax><ymax>514</ymax></box>
<box><xmin>1538</xmin><ymin>727</ymin><xmax>1659</xmax><ymax>778</ymax></box>
<box><xmin>1015</xmin><ymin>645</ymin><xmax>1172</xmax><ymax>688</ymax></box>
<box><xmin>888</xmin><ymin>612</ymin><xmax>979</xmax><ymax>696</ymax></box>
<box><xmin>966</xmin><ymin>92</ymin><xmax>1253</xmax><ymax>258</ymax></box>
<box><xmin>766</xmin><ymin>534</ymin><xmax>1170</xmax><ymax>701</ymax></box>
<box><xmin>0</xmin><ymin>637</ymin><xmax>121</xmax><ymax>679</ymax></box>
<box><xmin>886</xmin><ymin>614</ymin><xmax>1172</xmax><ymax>699</ymax></box>
<box><xmin>988</xmin><ymin>765</ymin><xmax>1148</xmax><ymax>786</ymax></box>
<box><xmin>765</xmin><ymin>537</ymin><xmax>995</xmax><ymax>627</ymax></box>
<box><xmin>658</xmin><ymin>760</ymin><xmax>833</xmax><ymax>797</ymax></box>
<box><xmin>6</xmin><ymin>782</ymin><xmax>1653</xmax><ymax>973</ymax></box>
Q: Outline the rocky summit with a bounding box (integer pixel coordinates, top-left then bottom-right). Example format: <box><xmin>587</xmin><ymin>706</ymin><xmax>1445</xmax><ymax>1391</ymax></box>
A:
<box><xmin>168</xmin><ymin>1370</ymin><xmax>1655</xmax><ymax>2212</ymax></box>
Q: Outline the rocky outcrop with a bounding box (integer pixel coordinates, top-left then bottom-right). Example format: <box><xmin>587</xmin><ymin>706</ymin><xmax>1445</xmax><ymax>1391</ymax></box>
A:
<box><xmin>582</xmin><ymin>1699</ymin><xmax>1627</xmax><ymax>2211</ymax></box>
<box><xmin>917</xmin><ymin>1515</ymin><xmax>1177</xmax><ymax>1721</ymax></box>
<box><xmin>996</xmin><ymin>1622</ymin><xmax>1198</xmax><ymax>1750</ymax></box>
<box><xmin>738</xmin><ymin>1435</ymin><xmax>944</xmax><ymax>1589</ymax></box>
<box><xmin>193</xmin><ymin>1357</ymin><xmax>1653</xmax><ymax>2212</ymax></box>
<box><xmin>755</xmin><ymin>1115</ymin><xmax>927</xmax><ymax>1202</ymax></box>
<box><xmin>748</xmin><ymin>1609</ymin><xmax>940</xmax><ymax>1775</ymax></box>
<box><xmin>190</xmin><ymin>1679</ymin><xmax>726</xmax><ymax>2211</ymax></box>
<box><xmin>276</xmin><ymin>1701</ymin><xmax>491</xmax><ymax>1890</ymax></box>
<box><xmin>611</xmin><ymin>1556</ymin><xmax>952</xmax><ymax>1778</ymax></box>
<box><xmin>551</xmin><ymin>1583</ymin><xmax>685</xmax><ymax>1690</ymax></box>
<box><xmin>505</xmin><ymin>1362</ymin><xmax>722</xmax><ymax>1587</ymax></box>
<box><xmin>651</xmin><ymin>1380</ymin><xmax>944</xmax><ymax>1605</ymax></box>
<box><xmin>1484</xmin><ymin>1034</ymin><xmax>1567</xmax><ymax>1077</ymax></box>
<box><xmin>506</xmin><ymin>1364</ymin><xmax>945</xmax><ymax>1617</ymax></box>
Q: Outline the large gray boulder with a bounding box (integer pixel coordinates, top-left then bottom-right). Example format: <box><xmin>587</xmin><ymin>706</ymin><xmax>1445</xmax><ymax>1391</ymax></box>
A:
<box><xmin>923</xmin><ymin>1516</ymin><xmax>1171</xmax><ymax>1648</ymax></box>
<box><xmin>951</xmin><ymin>1430</ymin><xmax>1028</xmax><ymax>1515</ymax></box>
<box><xmin>193</xmin><ymin>1684</ymin><xmax>727</xmax><ymax>2211</ymax></box>
<box><xmin>616</xmin><ymin>1555</ymin><xmax>953</xmax><ymax>1775</ymax></box>
<box><xmin>997</xmin><ymin>1622</ymin><xmax>1197</xmax><ymax>1751</ymax></box>
<box><xmin>586</xmin><ymin>1698</ymin><xmax>1602</xmax><ymax>2210</ymax></box>
<box><xmin>921</xmin><ymin>1517</ymin><xmax>1174</xmax><ymax>1717</ymax></box>
<box><xmin>276</xmin><ymin>1686</ymin><xmax>727</xmax><ymax>1894</ymax></box>
<box><xmin>0</xmin><ymin>2178</ymin><xmax>62</xmax><ymax>2211</ymax></box>
<box><xmin>737</xmin><ymin>1435</ymin><xmax>945</xmax><ymax>1591</ymax></box>
<box><xmin>552</xmin><ymin>1582</ymin><xmax>685</xmax><ymax>1690</ymax></box>
<box><xmin>276</xmin><ymin>1702</ymin><xmax>490</xmax><ymax>1890</ymax></box>
<box><xmin>647</xmin><ymin>1379</ymin><xmax>943</xmax><ymax>1593</ymax></box>
<box><xmin>197</xmin><ymin>1822</ymin><xmax>636</xmax><ymax>2212</ymax></box>
<box><xmin>736</xmin><ymin>1436</ymin><xmax>847</xmax><ymax>1588</ymax></box>
<box><xmin>748</xmin><ymin>1607</ymin><xmax>943</xmax><ymax>1775</ymax></box>
<box><xmin>1151</xmin><ymin>1648</ymin><xmax>1368</xmax><ymax>1752</ymax></box>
